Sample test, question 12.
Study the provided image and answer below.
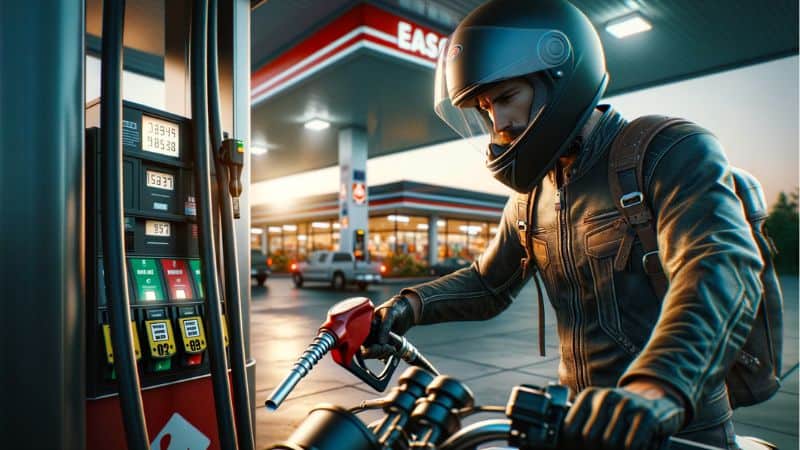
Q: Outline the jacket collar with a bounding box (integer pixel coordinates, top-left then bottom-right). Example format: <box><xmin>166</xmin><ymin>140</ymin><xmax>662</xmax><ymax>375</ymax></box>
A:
<box><xmin>570</xmin><ymin>104</ymin><xmax>627</xmax><ymax>179</ymax></box>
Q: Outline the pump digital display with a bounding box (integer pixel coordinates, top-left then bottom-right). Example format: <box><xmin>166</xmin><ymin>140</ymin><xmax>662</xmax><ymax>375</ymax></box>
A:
<box><xmin>145</xmin><ymin>220</ymin><xmax>171</xmax><ymax>237</ymax></box>
<box><xmin>146</xmin><ymin>170</ymin><xmax>175</xmax><ymax>190</ymax></box>
<box><xmin>183</xmin><ymin>319</ymin><xmax>201</xmax><ymax>338</ymax></box>
<box><xmin>142</xmin><ymin>115</ymin><xmax>180</xmax><ymax>158</ymax></box>
<box><xmin>150</xmin><ymin>322</ymin><xmax>169</xmax><ymax>342</ymax></box>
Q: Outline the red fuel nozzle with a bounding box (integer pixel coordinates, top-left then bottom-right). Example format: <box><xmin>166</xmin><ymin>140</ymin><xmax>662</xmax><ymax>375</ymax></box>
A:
<box><xmin>320</xmin><ymin>297</ymin><xmax>374</xmax><ymax>366</ymax></box>
<box><xmin>265</xmin><ymin>298</ymin><xmax>375</xmax><ymax>411</ymax></box>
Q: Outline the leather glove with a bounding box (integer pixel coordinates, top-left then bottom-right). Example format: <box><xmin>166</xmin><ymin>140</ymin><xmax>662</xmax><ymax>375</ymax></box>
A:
<box><xmin>561</xmin><ymin>387</ymin><xmax>685</xmax><ymax>450</ymax></box>
<box><xmin>360</xmin><ymin>295</ymin><xmax>416</xmax><ymax>359</ymax></box>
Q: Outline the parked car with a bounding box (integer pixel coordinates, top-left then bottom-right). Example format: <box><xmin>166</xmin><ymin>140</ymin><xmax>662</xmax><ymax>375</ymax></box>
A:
<box><xmin>251</xmin><ymin>249</ymin><xmax>271</xmax><ymax>287</ymax></box>
<box><xmin>429</xmin><ymin>257</ymin><xmax>471</xmax><ymax>276</ymax></box>
<box><xmin>291</xmin><ymin>250</ymin><xmax>384</xmax><ymax>290</ymax></box>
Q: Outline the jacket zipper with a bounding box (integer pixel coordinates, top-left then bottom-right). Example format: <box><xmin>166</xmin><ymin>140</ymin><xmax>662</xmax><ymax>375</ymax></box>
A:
<box><xmin>557</xmin><ymin>180</ymin><xmax>587</xmax><ymax>391</ymax></box>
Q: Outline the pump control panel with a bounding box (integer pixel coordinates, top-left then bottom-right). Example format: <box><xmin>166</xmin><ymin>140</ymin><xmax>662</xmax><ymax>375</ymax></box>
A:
<box><xmin>85</xmin><ymin>100</ymin><xmax>230</xmax><ymax>398</ymax></box>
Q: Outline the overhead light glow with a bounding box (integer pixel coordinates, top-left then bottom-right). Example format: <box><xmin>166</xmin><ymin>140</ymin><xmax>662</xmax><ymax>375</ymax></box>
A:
<box><xmin>250</xmin><ymin>228</ymin><xmax>264</xmax><ymax>235</ymax></box>
<box><xmin>332</xmin><ymin>223</ymin><xmax>341</xmax><ymax>230</ymax></box>
<box><xmin>417</xmin><ymin>224</ymin><xmax>429</xmax><ymax>230</ymax></box>
<box><xmin>250</xmin><ymin>145</ymin><xmax>268</xmax><ymax>155</ymax></box>
<box><xmin>606</xmin><ymin>13</ymin><xmax>652</xmax><ymax>39</ymax></box>
<box><xmin>268</xmin><ymin>226</ymin><xmax>282</xmax><ymax>233</ymax></box>
<box><xmin>282</xmin><ymin>224</ymin><xmax>297</xmax><ymax>231</ymax></box>
<box><xmin>312</xmin><ymin>222</ymin><xmax>330</xmax><ymax>229</ymax></box>
<box><xmin>437</xmin><ymin>220</ymin><xmax>446</xmax><ymax>228</ymax></box>
<box><xmin>388</xmin><ymin>215</ymin><xmax>410</xmax><ymax>223</ymax></box>
<box><xmin>304</xmin><ymin>118</ymin><xmax>330</xmax><ymax>131</ymax></box>
<box><xmin>490</xmin><ymin>227</ymin><xmax>499</xmax><ymax>234</ymax></box>
<box><xmin>459</xmin><ymin>225</ymin><xmax>482</xmax><ymax>235</ymax></box>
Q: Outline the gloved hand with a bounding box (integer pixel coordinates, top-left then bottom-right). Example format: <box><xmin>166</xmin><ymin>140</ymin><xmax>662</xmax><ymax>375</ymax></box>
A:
<box><xmin>561</xmin><ymin>386</ymin><xmax>685</xmax><ymax>450</ymax></box>
<box><xmin>360</xmin><ymin>295</ymin><xmax>416</xmax><ymax>359</ymax></box>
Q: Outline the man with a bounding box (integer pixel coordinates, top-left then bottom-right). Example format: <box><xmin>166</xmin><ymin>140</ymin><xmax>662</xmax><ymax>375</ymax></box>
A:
<box><xmin>361</xmin><ymin>0</ymin><xmax>764</xmax><ymax>449</ymax></box>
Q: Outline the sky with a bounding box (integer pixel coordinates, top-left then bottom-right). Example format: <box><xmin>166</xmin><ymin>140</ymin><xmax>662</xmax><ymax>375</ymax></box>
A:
<box><xmin>249</xmin><ymin>55</ymin><xmax>799</xmax><ymax>209</ymax></box>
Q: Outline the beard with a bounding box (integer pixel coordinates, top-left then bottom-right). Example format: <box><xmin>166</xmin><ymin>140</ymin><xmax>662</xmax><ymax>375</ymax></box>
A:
<box><xmin>491</xmin><ymin>124</ymin><xmax>527</xmax><ymax>148</ymax></box>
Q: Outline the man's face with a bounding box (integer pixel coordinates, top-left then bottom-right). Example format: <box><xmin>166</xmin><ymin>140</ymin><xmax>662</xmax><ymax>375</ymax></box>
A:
<box><xmin>475</xmin><ymin>78</ymin><xmax>535</xmax><ymax>146</ymax></box>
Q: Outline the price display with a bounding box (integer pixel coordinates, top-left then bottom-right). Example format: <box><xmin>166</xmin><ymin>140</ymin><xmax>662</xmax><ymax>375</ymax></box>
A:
<box><xmin>145</xmin><ymin>220</ymin><xmax>171</xmax><ymax>237</ymax></box>
<box><xmin>146</xmin><ymin>170</ymin><xmax>174</xmax><ymax>191</ymax></box>
<box><xmin>142</xmin><ymin>115</ymin><xmax>180</xmax><ymax>158</ymax></box>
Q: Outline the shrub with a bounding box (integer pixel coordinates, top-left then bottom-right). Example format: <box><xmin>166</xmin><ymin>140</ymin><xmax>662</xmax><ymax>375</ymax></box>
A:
<box><xmin>765</xmin><ymin>189</ymin><xmax>799</xmax><ymax>274</ymax></box>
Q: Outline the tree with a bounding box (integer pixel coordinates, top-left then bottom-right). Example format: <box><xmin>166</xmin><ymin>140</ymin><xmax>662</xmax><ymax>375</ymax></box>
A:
<box><xmin>765</xmin><ymin>189</ymin><xmax>799</xmax><ymax>274</ymax></box>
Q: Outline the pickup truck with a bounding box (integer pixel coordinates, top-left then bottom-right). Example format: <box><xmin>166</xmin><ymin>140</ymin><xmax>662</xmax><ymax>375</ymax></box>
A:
<box><xmin>290</xmin><ymin>250</ymin><xmax>384</xmax><ymax>290</ymax></box>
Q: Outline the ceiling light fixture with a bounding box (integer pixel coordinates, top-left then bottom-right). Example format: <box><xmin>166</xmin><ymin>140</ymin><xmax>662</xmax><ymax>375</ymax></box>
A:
<box><xmin>304</xmin><ymin>118</ymin><xmax>330</xmax><ymax>131</ymax></box>
<box><xmin>250</xmin><ymin>144</ymin><xmax>268</xmax><ymax>155</ymax></box>
<box><xmin>606</xmin><ymin>13</ymin><xmax>652</xmax><ymax>39</ymax></box>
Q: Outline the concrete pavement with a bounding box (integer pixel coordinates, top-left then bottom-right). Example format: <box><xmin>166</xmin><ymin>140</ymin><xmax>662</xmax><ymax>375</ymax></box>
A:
<box><xmin>250</xmin><ymin>276</ymin><xmax>798</xmax><ymax>449</ymax></box>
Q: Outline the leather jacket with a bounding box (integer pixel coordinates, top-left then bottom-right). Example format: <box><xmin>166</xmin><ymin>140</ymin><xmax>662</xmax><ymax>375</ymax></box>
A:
<box><xmin>402</xmin><ymin>105</ymin><xmax>763</xmax><ymax>431</ymax></box>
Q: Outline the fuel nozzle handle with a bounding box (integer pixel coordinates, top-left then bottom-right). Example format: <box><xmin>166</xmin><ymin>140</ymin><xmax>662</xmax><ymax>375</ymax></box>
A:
<box><xmin>219</xmin><ymin>137</ymin><xmax>244</xmax><ymax>218</ymax></box>
<box><xmin>265</xmin><ymin>297</ymin><xmax>377</xmax><ymax>411</ymax></box>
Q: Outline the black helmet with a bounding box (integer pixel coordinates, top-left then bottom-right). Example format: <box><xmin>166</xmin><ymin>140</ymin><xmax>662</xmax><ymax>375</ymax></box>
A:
<box><xmin>434</xmin><ymin>0</ymin><xmax>608</xmax><ymax>193</ymax></box>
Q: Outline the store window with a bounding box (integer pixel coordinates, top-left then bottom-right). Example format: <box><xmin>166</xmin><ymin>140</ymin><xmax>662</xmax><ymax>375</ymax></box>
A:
<box><xmin>368</xmin><ymin>214</ymin><xmax>428</xmax><ymax>264</ymax></box>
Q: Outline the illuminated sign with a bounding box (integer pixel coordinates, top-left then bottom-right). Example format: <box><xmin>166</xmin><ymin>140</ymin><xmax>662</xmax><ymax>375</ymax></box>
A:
<box><xmin>352</xmin><ymin>182</ymin><xmax>367</xmax><ymax>205</ymax></box>
<box><xmin>397</xmin><ymin>21</ymin><xmax>446</xmax><ymax>60</ymax></box>
<box><xmin>252</xmin><ymin>4</ymin><xmax>447</xmax><ymax>104</ymax></box>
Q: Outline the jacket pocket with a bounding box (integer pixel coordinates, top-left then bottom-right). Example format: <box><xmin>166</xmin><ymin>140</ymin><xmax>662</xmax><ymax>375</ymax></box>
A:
<box><xmin>532</xmin><ymin>237</ymin><xmax>550</xmax><ymax>271</ymax></box>
<box><xmin>585</xmin><ymin>219</ymin><xmax>640</xmax><ymax>355</ymax></box>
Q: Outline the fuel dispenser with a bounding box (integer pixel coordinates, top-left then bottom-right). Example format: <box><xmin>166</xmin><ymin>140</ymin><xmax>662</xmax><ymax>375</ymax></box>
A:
<box><xmin>85</xmin><ymin>101</ymin><xmax>212</xmax><ymax>390</ymax></box>
<box><xmin>0</xmin><ymin>0</ymin><xmax>254</xmax><ymax>448</ymax></box>
<box><xmin>83</xmin><ymin>1</ymin><xmax>253</xmax><ymax>449</ymax></box>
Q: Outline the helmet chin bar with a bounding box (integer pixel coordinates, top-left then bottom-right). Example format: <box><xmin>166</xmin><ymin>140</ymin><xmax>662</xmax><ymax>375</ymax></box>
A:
<box><xmin>486</xmin><ymin>73</ymin><xmax>608</xmax><ymax>194</ymax></box>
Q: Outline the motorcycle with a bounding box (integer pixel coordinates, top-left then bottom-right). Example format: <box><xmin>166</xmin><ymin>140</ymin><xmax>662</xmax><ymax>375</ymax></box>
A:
<box><xmin>264</xmin><ymin>297</ymin><xmax>777</xmax><ymax>450</ymax></box>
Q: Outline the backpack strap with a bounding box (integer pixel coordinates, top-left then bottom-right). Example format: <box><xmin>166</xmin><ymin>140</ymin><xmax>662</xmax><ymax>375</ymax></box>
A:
<box><xmin>608</xmin><ymin>116</ymin><xmax>690</xmax><ymax>298</ymax></box>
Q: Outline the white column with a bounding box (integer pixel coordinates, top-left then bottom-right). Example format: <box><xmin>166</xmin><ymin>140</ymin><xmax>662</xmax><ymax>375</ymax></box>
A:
<box><xmin>428</xmin><ymin>215</ymin><xmax>439</xmax><ymax>266</ymax></box>
<box><xmin>338</xmin><ymin>127</ymin><xmax>369</xmax><ymax>259</ymax></box>
<box><xmin>261</xmin><ymin>226</ymin><xmax>268</xmax><ymax>255</ymax></box>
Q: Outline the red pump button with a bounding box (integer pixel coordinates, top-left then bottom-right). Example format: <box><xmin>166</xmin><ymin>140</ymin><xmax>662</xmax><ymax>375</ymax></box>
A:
<box><xmin>160</xmin><ymin>259</ymin><xmax>195</xmax><ymax>300</ymax></box>
<box><xmin>185</xmin><ymin>354</ymin><xmax>202</xmax><ymax>366</ymax></box>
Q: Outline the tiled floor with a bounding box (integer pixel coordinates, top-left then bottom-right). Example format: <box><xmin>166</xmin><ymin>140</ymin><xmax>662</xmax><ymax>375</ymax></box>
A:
<box><xmin>251</xmin><ymin>276</ymin><xmax>798</xmax><ymax>449</ymax></box>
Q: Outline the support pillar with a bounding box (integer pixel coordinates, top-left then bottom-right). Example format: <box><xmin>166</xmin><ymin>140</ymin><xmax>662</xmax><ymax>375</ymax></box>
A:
<box><xmin>338</xmin><ymin>127</ymin><xmax>369</xmax><ymax>260</ymax></box>
<box><xmin>428</xmin><ymin>215</ymin><xmax>439</xmax><ymax>266</ymax></box>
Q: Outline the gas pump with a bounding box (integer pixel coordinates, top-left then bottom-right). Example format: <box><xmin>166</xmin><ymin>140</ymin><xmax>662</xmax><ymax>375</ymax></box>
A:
<box><xmin>354</xmin><ymin>228</ymin><xmax>367</xmax><ymax>261</ymax></box>
<box><xmin>83</xmin><ymin>1</ymin><xmax>253</xmax><ymax>449</ymax></box>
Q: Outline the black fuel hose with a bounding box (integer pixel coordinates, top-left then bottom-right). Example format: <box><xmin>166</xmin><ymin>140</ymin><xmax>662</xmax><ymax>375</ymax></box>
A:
<box><xmin>191</xmin><ymin>1</ymin><xmax>239</xmax><ymax>449</ymax></box>
<box><xmin>100</xmin><ymin>0</ymin><xmax>151</xmax><ymax>448</ymax></box>
<box><xmin>207</xmin><ymin>0</ymin><xmax>255</xmax><ymax>448</ymax></box>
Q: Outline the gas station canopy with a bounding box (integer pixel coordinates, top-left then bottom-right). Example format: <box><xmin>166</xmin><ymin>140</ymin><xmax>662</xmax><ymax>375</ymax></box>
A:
<box><xmin>249</xmin><ymin>0</ymin><xmax>797</xmax><ymax>183</ymax></box>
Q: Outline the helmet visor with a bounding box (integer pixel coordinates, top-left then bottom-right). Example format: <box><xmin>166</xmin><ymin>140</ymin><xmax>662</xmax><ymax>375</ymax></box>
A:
<box><xmin>435</xmin><ymin>26</ymin><xmax>568</xmax><ymax>157</ymax></box>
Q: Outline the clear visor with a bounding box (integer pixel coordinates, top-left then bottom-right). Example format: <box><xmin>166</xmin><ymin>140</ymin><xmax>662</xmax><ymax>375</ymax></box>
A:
<box><xmin>434</xmin><ymin>26</ymin><xmax>571</xmax><ymax>157</ymax></box>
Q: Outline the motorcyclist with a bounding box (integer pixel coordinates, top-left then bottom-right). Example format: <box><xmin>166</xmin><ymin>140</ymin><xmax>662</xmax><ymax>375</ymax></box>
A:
<box><xmin>361</xmin><ymin>1</ymin><xmax>763</xmax><ymax>449</ymax></box>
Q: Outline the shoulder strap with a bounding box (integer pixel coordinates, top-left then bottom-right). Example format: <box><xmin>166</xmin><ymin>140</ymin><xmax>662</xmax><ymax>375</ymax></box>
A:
<box><xmin>608</xmin><ymin>116</ymin><xmax>689</xmax><ymax>298</ymax></box>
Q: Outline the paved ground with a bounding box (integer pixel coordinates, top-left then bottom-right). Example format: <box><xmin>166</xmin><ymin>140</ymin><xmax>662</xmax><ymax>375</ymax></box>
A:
<box><xmin>250</xmin><ymin>275</ymin><xmax>798</xmax><ymax>449</ymax></box>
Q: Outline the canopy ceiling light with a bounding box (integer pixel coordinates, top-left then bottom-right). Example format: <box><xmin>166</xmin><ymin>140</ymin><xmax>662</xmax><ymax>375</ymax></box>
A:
<box><xmin>304</xmin><ymin>118</ymin><xmax>330</xmax><ymax>131</ymax></box>
<box><xmin>605</xmin><ymin>13</ymin><xmax>652</xmax><ymax>39</ymax></box>
<box><xmin>250</xmin><ymin>144</ymin><xmax>268</xmax><ymax>155</ymax></box>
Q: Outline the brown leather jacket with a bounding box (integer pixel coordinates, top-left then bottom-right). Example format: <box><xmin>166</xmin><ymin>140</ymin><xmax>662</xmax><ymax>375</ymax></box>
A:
<box><xmin>402</xmin><ymin>105</ymin><xmax>763</xmax><ymax>431</ymax></box>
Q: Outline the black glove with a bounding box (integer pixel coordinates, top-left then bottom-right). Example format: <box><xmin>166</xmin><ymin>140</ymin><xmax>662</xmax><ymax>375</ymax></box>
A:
<box><xmin>360</xmin><ymin>295</ymin><xmax>416</xmax><ymax>359</ymax></box>
<box><xmin>561</xmin><ymin>387</ymin><xmax>685</xmax><ymax>450</ymax></box>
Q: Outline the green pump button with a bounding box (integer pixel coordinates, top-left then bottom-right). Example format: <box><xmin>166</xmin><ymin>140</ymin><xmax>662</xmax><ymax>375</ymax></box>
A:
<box><xmin>129</xmin><ymin>258</ymin><xmax>166</xmax><ymax>302</ymax></box>
<box><xmin>153</xmin><ymin>359</ymin><xmax>171</xmax><ymax>372</ymax></box>
<box><xmin>189</xmin><ymin>259</ymin><xmax>203</xmax><ymax>298</ymax></box>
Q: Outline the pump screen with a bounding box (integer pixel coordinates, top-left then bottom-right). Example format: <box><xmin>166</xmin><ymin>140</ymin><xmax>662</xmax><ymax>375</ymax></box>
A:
<box><xmin>142</xmin><ymin>115</ymin><xmax>180</xmax><ymax>158</ymax></box>
<box><xmin>145</xmin><ymin>220</ymin><xmax>171</xmax><ymax>237</ymax></box>
<box><xmin>146</xmin><ymin>170</ymin><xmax>174</xmax><ymax>190</ymax></box>
<box><xmin>184</xmin><ymin>319</ymin><xmax>201</xmax><ymax>338</ymax></box>
<box><xmin>150</xmin><ymin>322</ymin><xmax>169</xmax><ymax>342</ymax></box>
